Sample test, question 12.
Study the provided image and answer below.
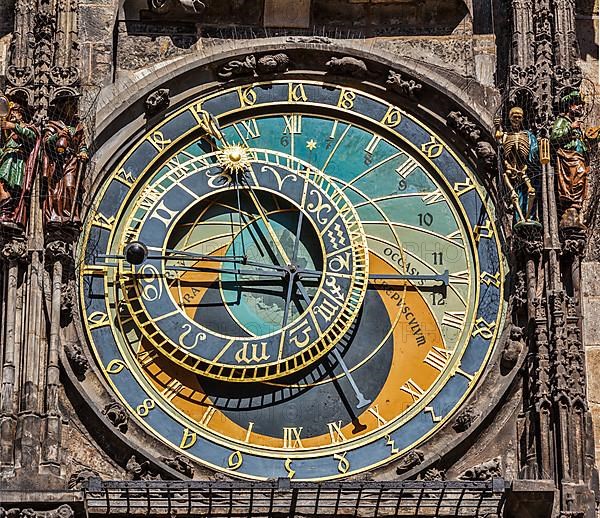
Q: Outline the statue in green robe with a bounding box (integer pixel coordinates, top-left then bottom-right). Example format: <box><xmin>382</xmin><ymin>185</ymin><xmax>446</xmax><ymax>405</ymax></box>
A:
<box><xmin>0</xmin><ymin>101</ymin><xmax>39</xmax><ymax>230</ymax></box>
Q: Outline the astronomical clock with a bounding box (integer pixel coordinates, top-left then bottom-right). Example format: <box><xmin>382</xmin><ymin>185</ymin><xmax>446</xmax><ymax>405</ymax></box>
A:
<box><xmin>79</xmin><ymin>76</ymin><xmax>506</xmax><ymax>481</ymax></box>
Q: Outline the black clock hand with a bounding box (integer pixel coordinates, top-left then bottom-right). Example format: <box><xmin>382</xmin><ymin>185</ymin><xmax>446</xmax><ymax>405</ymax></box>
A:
<box><xmin>165</xmin><ymin>264</ymin><xmax>286</xmax><ymax>279</ymax></box>
<box><xmin>294</xmin><ymin>280</ymin><xmax>371</xmax><ymax>409</ymax></box>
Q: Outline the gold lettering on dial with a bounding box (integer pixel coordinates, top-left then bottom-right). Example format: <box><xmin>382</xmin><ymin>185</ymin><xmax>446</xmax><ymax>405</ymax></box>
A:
<box><xmin>385</xmin><ymin>435</ymin><xmax>399</xmax><ymax>455</ymax></box>
<box><xmin>179</xmin><ymin>428</ymin><xmax>197</xmax><ymax>449</ymax></box>
<box><xmin>365</xmin><ymin>135</ymin><xmax>382</xmax><ymax>155</ymax></box>
<box><xmin>283</xmin><ymin>114</ymin><xmax>302</xmax><ymax>134</ymax></box>
<box><xmin>421</xmin><ymin>135</ymin><xmax>444</xmax><ymax>158</ymax></box>
<box><xmin>149</xmin><ymin>199</ymin><xmax>178</xmax><ymax>228</ymax></box>
<box><xmin>234</xmin><ymin>342</ymin><xmax>270</xmax><ymax>364</ymax></box>
<box><xmin>283</xmin><ymin>427</ymin><xmax>304</xmax><ymax>449</ymax></box>
<box><xmin>284</xmin><ymin>458</ymin><xmax>296</xmax><ymax>478</ymax></box>
<box><xmin>424</xmin><ymin>346</ymin><xmax>452</xmax><ymax>372</ymax></box>
<box><xmin>368</xmin><ymin>405</ymin><xmax>388</xmax><ymax>428</ymax></box>
<box><xmin>288</xmin><ymin>83</ymin><xmax>308</xmax><ymax>102</ymax></box>
<box><xmin>244</xmin><ymin>422</ymin><xmax>254</xmax><ymax>443</ymax></box>
<box><xmin>148</xmin><ymin>130</ymin><xmax>172</xmax><ymax>151</ymax></box>
<box><xmin>424</xmin><ymin>406</ymin><xmax>442</xmax><ymax>422</ymax></box>
<box><xmin>381</xmin><ymin>106</ymin><xmax>402</xmax><ymax>127</ymax></box>
<box><xmin>136</xmin><ymin>398</ymin><xmax>156</xmax><ymax>417</ymax></box>
<box><xmin>105</xmin><ymin>359</ymin><xmax>127</xmax><ymax>374</ymax></box>
<box><xmin>237</xmin><ymin>86</ymin><xmax>257</xmax><ymax>107</ymax></box>
<box><xmin>199</xmin><ymin>406</ymin><xmax>217</xmax><ymax>427</ymax></box>
<box><xmin>239</xmin><ymin>119</ymin><xmax>260</xmax><ymax>139</ymax></box>
<box><xmin>288</xmin><ymin>319</ymin><xmax>311</xmax><ymax>349</ymax></box>
<box><xmin>137</xmin><ymin>349</ymin><xmax>159</xmax><ymax>367</ymax></box>
<box><xmin>400</xmin><ymin>378</ymin><xmax>426</xmax><ymax>402</ymax></box>
<box><xmin>441</xmin><ymin>311</ymin><xmax>465</xmax><ymax>330</ymax></box>
<box><xmin>472</xmin><ymin>317</ymin><xmax>495</xmax><ymax>339</ymax></box>
<box><xmin>228</xmin><ymin>451</ymin><xmax>243</xmax><ymax>470</ymax></box>
<box><xmin>161</xmin><ymin>379</ymin><xmax>183</xmax><ymax>402</ymax></box>
<box><xmin>337</xmin><ymin>88</ymin><xmax>356</xmax><ymax>110</ymax></box>
<box><xmin>395</xmin><ymin>157</ymin><xmax>419</xmax><ymax>179</ymax></box>
<box><xmin>334</xmin><ymin>452</ymin><xmax>350</xmax><ymax>474</ymax></box>
<box><xmin>327</xmin><ymin>421</ymin><xmax>347</xmax><ymax>444</ymax></box>
<box><xmin>88</xmin><ymin>311</ymin><xmax>110</xmax><ymax>330</ymax></box>
<box><xmin>179</xmin><ymin>323</ymin><xmax>207</xmax><ymax>350</ymax></box>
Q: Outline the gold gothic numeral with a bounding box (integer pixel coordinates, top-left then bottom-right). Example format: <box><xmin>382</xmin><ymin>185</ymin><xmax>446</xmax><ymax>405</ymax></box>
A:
<box><xmin>424</xmin><ymin>406</ymin><xmax>442</xmax><ymax>422</ymax></box>
<box><xmin>88</xmin><ymin>311</ymin><xmax>110</xmax><ymax>330</ymax></box>
<box><xmin>180</xmin><ymin>428</ymin><xmax>197</xmax><ymax>449</ymax></box>
<box><xmin>147</xmin><ymin>130</ymin><xmax>172</xmax><ymax>151</ymax></box>
<box><xmin>105</xmin><ymin>359</ymin><xmax>127</xmax><ymax>375</ymax></box>
<box><xmin>136</xmin><ymin>398</ymin><xmax>156</xmax><ymax>417</ymax></box>
<box><xmin>421</xmin><ymin>135</ymin><xmax>444</xmax><ymax>158</ymax></box>
<box><xmin>244</xmin><ymin>422</ymin><xmax>254</xmax><ymax>443</ymax></box>
<box><xmin>137</xmin><ymin>349</ymin><xmax>158</xmax><ymax>367</ymax></box>
<box><xmin>472</xmin><ymin>318</ymin><xmax>496</xmax><ymax>340</ymax></box>
<box><xmin>385</xmin><ymin>435</ymin><xmax>399</xmax><ymax>455</ymax></box>
<box><xmin>228</xmin><ymin>451</ymin><xmax>243</xmax><ymax>470</ymax></box>
<box><xmin>284</xmin><ymin>458</ymin><xmax>296</xmax><ymax>478</ymax></box>
<box><xmin>238</xmin><ymin>86</ymin><xmax>257</xmax><ymax>107</ymax></box>
<box><xmin>481</xmin><ymin>271</ymin><xmax>501</xmax><ymax>288</ymax></box>
<box><xmin>334</xmin><ymin>452</ymin><xmax>350</xmax><ymax>474</ymax></box>
<box><xmin>337</xmin><ymin>88</ymin><xmax>356</xmax><ymax>110</ymax></box>
<box><xmin>381</xmin><ymin>106</ymin><xmax>402</xmax><ymax>127</ymax></box>
<box><xmin>116</xmin><ymin>167</ymin><xmax>135</xmax><ymax>186</ymax></box>
<box><xmin>453</xmin><ymin>178</ymin><xmax>474</xmax><ymax>196</ymax></box>
<box><xmin>288</xmin><ymin>83</ymin><xmax>308</xmax><ymax>102</ymax></box>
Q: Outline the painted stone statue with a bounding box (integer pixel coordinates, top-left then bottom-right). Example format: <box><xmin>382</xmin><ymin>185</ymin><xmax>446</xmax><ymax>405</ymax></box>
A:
<box><xmin>42</xmin><ymin>96</ymin><xmax>88</xmax><ymax>227</ymax></box>
<box><xmin>494</xmin><ymin>106</ymin><xmax>540</xmax><ymax>226</ymax></box>
<box><xmin>0</xmin><ymin>99</ymin><xmax>39</xmax><ymax>230</ymax></box>
<box><xmin>550</xmin><ymin>90</ymin><xmax>600</xmax><ymax>229</ymax></box>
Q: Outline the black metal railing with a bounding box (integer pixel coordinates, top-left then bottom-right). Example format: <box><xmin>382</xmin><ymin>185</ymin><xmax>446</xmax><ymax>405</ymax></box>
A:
<box><xmin>84</xmin><ymin>477</ymin><xmax>506</xmax><ymax>517</ymax></box>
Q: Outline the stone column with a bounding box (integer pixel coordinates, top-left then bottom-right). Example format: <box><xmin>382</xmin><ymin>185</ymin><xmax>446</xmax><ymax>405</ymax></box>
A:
<box><xmin>0</xmin><ymin>239</ymin><xmax>27</xmax><ymax>471</ymax></box>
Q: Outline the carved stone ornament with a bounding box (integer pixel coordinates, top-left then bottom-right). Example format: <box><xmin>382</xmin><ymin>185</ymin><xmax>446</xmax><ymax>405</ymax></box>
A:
<box><xmin>1</xmin><ymin>239</ymin><xmax>27</xmax><ymax>262</ymax></box>
<box><xmin>386</xmin><ymin>70</ymin><xmax>422</xmax><ymax>98</ymax></box>
<box><xmin>0</xmin><ymin>506</ymin><xmax>74</xmax><ymax>518</ymax></box>
<box><xmin>145</xmin><ymin>89</ymin><xmax>171</xmax><ymax>117</ymax></box>
<box><xmin>218</xmin><ymin>55</ymin><xmax>257</xmax><ymax>79</ymax></box>
<box><xmin>501</xmin><ymin>325</ymin><xmax>524</xmax><ymax>371</ymax></box>
<box><xmin>458</xmin><ymin>457</ymin><xmax>502</xmax><ymax>480</ymax></box>
<box><xmin>421</xmin><ymin>467</ymin><xmax>446</xmax><ymax>481</ymax></box>
<box><xmin>286</xmin><ymin>36</ymin><xmax>332</xmax><ymax>44</ymax></box>
<box><xmin>162</xmin><ymin>455</ymin><xmax>194</xmax><ymax>477</ymax></box>
<box><xmin>102</xmin><ymin>401</ymin><xmax>129</xmax><ymax>433</ymax></box>
<box><xmin>217</xmin><ymin>54</ymin><xmax>289</xmax><ymax>80</ymax></box>
<box><xmin>68</xmin><ymin>468</ymin><xmax>100</xmax><ymax>489</ymax></box>
<box><xmin>325</xmin><ymin>57</ymin><xmax>369</xmax><ymax>78</ymax></box>
<box><xmin>126</xmin><ymin>455</ymin><xmax>161</xmax><ymax>480</ymax></box>
<box><xmin>554</xmin><ymin>65</ymin><xmax>583</xmax><ymax>99</ymax></box>
<box><xmin>561</xmin><ymin>227</ymin><xmax>586</xmax><ymax>256</ymax></box>
<box><xmin>452</xmin><ymin>404</ymin><xmax>481</xmax><ymax>432</ymax></box>
<box><xmin>49</xmin><ymin>66</ymin><xmax>79</xmax><ymax>87</ymax></box>
<box><xmin>256</xmin><ymin>53</ymin><xmax>290</xmax><ymax>75</ymax></box>
<box><xmin>6</xmin><ymin>66</ymin><xmax>35</xmax><ymax>88</ymax></box>
<box><xmin>61</xmin><ymin>279</ymin><xmax>76</xmax><ymax>315</ymax></box>
<box><xmin>447</xmin><ymin>111</ymin><xmax>482</xmax><ymax>143</ymax></box>
<box><xmin>45</xmin><ymin>239</ymin><xmax>72</xmax><ymax>263</ymax></box>
<box><xmin>65</xmin><ymin>341</ymin><xmax>89</xmax><ymax>378</ymax></box>
<box><xmin>395</xmin><ymin>449</ymin><xmax>424</xmax><ymax>474</ymax></box>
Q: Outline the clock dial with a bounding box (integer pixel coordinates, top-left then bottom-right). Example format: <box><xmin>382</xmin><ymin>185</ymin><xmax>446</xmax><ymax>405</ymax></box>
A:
<box><xmin>80</xmin><ymin>80</ymin><xmax>505</xmax><ymax>480</ymax></box>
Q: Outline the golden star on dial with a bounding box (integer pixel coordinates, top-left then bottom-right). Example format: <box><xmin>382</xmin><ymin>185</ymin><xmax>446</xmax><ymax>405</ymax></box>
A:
<box><xmin>306</xmin><ymin>139</ymin><xmax>317</xmax><ymax>150</ymax></box>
